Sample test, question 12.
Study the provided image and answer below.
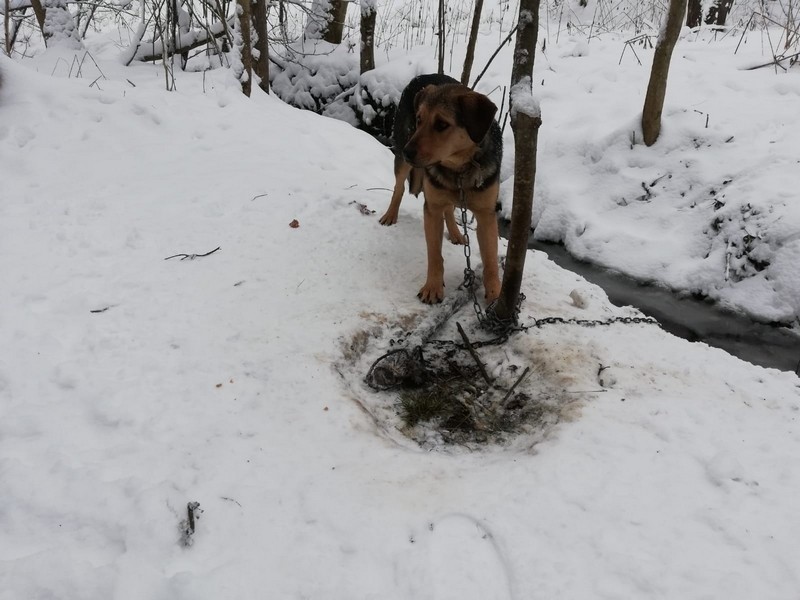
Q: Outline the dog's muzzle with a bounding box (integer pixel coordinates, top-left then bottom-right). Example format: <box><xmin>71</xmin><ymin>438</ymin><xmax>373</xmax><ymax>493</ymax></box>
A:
<box><xmin>402</xmin><ymin>145</ymin><xmax>418</xmax><ymax>164</ymax></box>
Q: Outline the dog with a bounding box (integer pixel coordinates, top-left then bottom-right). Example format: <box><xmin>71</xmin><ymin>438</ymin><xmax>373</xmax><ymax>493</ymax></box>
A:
<box><xmin>380</xmin><ymin>73</ymin><xmax>503</xmax><ymax>304</ymax></box>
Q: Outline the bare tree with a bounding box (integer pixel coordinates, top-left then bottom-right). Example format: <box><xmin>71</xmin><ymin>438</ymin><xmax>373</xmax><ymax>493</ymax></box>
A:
<box><xmin>706</xmin><ymin>0</ymin><xmax>734</xmax><ymax>25</ymax></box>
<box><xmin>29</xmin><ymin>0</ymin><xmax>81</xmax><ymax>47</ymax></box>
<box><xmin>252</xmin><ymin>0</ymin><xmax>270</xmax><ymax>92</ymax></box>
<box><xmin>360</xmin><ymin>0</ymin><xmax>376</xmax><ymax>74</ymax></box>
<box><xmin>305</xmin><ymin>0</ymin><xmax>347</xmax><ymax>43</ymax></box>
<box><xmin>686</xmin><ymin>0</ymin><xmax>703</xmax><ymax>27</ymax></box>
<box><xmin>492</xmin><ymin>0</ymin><xmax>542</xmax><ymax>325</ymax></box>
<box><xmin>641</xmin><ymin>0</ymin><xmax>687</xmax><ymax>146</ymax></box>
<box><xmin>4</xmin><ymin>0</ymin><xmax>11</xmax><ymax>55</ymax></box>
<box><xmin>461</xmin><ymin>0</ymin><xmax>484</xmax><ymax>85</ymax></box>
<box><xmin>437</xmin><ymin>0</ymin><xmax>445</xmax><ymax>74</ymax></box>
<box><xmin>235</xmin><ymin>0</ymin><xmax>253</xmax><ymax>96</ymax></box>
<box><xmin>687</xmin><ymin>0</ymin><xmax>734</xmax><ymax>27</ymax></box>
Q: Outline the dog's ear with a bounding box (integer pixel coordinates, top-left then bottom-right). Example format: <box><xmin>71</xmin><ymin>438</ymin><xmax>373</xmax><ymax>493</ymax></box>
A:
<box><xmin>414</xmin><ymin>85</ymin><xmax>436</xmax><ymax>113</ymax></box>
<box><xmin>458</xmin><ymin>92</ymin><xmax>498</xmax><ymax>143</ymax></box>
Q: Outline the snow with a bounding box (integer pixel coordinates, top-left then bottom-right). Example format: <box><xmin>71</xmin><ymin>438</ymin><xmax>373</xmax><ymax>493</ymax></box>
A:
<box><xmin>2</xmin><ymin>10</ymin><xmax>800</xmax><ymax>600</ymax></box>
<box><xmin>509</xmin><ymin>76</ymin><xmax>541</xmax><ymax>118</ymax></box>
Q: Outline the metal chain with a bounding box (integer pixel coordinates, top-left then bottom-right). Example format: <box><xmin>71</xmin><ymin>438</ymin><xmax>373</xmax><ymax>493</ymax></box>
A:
<box><xmin>456</xmin><ymin>183</ymin><xmax>488</xmax><ymax>327</ymax></box>
<box><xmin>454</xmin><ymin>179</ymin><xmax>660</xmax><ymax>334</ymax></box>
<box><xmin>531</xmin><ymin>315</ymin><xmax>660</xmax><ymax>328</ymax></box>
<box><xmin>456</xmin><ymin>178</ymin><xmax>525</xmax><ymax>334</ymax></box>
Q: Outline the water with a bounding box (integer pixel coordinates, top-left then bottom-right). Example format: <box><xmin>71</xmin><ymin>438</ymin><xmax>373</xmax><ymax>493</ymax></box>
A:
<box><xmin>522</xmin><ymin>237</ymin><xmax>800</xmax><ymax>374</ymax></box>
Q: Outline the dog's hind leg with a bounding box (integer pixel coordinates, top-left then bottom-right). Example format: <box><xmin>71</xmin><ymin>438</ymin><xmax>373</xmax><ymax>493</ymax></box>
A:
<box><xmin>379</xmin><ymin>155</ymin><xmax>411</xmax><ymax>226</ymax></box>
<box><xmin>445</xmin><ymin>209</ymin><xmax>467</xmax><ymax>245</ymax></box>
<box><xmin>473</xmin><ymin>203</ymin><xmax>501</xmax><ymax>302</ymax></box>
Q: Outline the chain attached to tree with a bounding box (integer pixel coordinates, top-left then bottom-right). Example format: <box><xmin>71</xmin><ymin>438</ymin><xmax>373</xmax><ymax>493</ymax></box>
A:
<box><xmin>456</xmin><ymin>178</ymin><xmax>525</xmax><ymax>335</ymax></box>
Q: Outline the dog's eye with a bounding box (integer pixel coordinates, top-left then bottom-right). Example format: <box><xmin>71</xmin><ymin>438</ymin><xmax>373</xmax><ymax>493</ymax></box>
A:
<box><xmin>434</xmin><ymin>120</ymin><xmax>449</xmax><ymax>132</ymax></box>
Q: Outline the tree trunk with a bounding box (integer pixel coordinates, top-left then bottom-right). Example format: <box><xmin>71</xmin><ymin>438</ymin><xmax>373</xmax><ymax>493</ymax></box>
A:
<box><xmin>252</xmin><ymin>0</ymin><xmax>270</xmax><ymax>93</ymax></box>
<box><xmin>705</xmin><ymin>0</ymin><xmax>734</xmax><ymax>25</ymax></box>
<box><xmin>305</xmin><ymin>0</ymin><xmax>345</xmax><ymax>42</ymax></box>
<box><xmin>360</xmin><ymin>0</ymin><xmax>376</xmax><ymax>74</ymax></box>
<box><xmin>29</xmin><ymin>0</ymin><xmax>47</xmax><ymax>35</ymax></box>
<box><xmin>236</xmin><ymin>0</ymin><xmax>253</xmax><ymax>96</ymax></box>
<box><xmin>461</xmin><ymin>0</ymin><xmax>484</xmax><ymax>85</ymax></box>
<box><xmin>686</xmin><ymin>0</ymin><xmax>702</xmax><ymax>27</ymax></box>
<box><xmin>437</xmin><ymin>0</ymin><xmax>445</xmax><ymax>74</ymax></box>
<box><xmin>37</xmin><ymin>0</ymin><xmax>82</xmax><ymax>47</ymax></box>
<box><xmin>492</xmin><ymin>0</ymin><xmax>542</xmax><ymax>325</ymax></box>
<box><xmin>641</xmin><ymin>0</ymin><xmax>687</xmax><ymax>147</ymax></box>
<box><xmin>323</xmin><ymin>0</ymin><xmax>347</xmax><ymax>44</ymax></box>
<box><xmin>4</xmin><ymin>0</ymin><xmax>11</xmax><ymax>55</ymax></box>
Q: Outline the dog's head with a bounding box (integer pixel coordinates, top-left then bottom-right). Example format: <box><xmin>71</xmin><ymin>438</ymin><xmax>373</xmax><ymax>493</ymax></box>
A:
<box><xmin>402</xmin><ymin>83</ymin><xmax>497</xmax><ymax>169</ymax></box>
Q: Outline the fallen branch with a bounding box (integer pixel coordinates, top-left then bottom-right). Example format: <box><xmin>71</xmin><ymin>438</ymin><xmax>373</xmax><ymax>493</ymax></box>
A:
<box><xmin>500</xmin><ymin>366</ymin><xmax>531</xmax><ymax>408</ymax></box>
<box><xmin>164</xmin><ymin>246</ymin><xmax>221</xmax><ymax>261</ymax></box>
<box><xmin>744</xmin><ymin>52</ymin><xmax>800</xmax><ymax>71</ymax></box>
<box><xmin>456</xmin><ymin>322</ymin><xmax>493</xmax><ymax>386</ymax></box>
<box><xmin>134</xmin><ymin>19</ymin><xmax>233</xmax><ymax>63</ymax></box>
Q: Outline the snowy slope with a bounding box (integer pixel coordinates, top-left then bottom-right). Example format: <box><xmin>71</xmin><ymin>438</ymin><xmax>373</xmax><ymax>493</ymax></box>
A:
<box><xmin>1</xmin><ymin>39</ymin><xmax>800</xmax><ymax>600</ymax></box>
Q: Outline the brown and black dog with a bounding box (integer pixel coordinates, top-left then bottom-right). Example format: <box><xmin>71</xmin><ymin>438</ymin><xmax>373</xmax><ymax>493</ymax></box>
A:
<box><xmin>380</xmin><ymin>74</ymin><xmax>503</xmax><ymax>304</ymax></box>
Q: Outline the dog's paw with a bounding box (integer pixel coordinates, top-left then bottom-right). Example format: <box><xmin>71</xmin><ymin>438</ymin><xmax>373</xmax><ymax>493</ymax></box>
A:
<box><xmin>379</xmin><ymin>211</ymin><xmax>398</xmax><ymax>226</ymax></box>
<box><xmin>418</xmin><ymin>282</ymin><xmax>445</xmax><ymax>304</ymax></box>
<box><xmin>448</xmin><ymin>230</ymin><xmax>467</xmax><ymax>245</ymax></box>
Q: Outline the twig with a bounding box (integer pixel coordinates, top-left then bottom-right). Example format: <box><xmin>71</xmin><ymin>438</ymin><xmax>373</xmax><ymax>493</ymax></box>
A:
<box><xmin>164</xmin><ymin>246</ymin><xmax>221</xmax><ymax>261</ymax></box>
<box><xmin>187</xmin><ymin>501</ymin><xmax>200</xmax><ymax>534</ymax></box>
<box><xmin>471</xmin><ymin>23</ymin><xmax>519</xmax><ymax>89</ymax></box>
<box><xmin>500</xmin><ymin>366</ymin><xmax>531</xmax><ymax>407</ymax></box>
<box><xmin>744</xmin><ymin>51</ymin><xmax>800</xmax><ymax>71</ymax></box>
<box><xmin>456</xmin><ymin>322</ymin><xmax>493</xmax><ymax>385</ymax></box>
<box><xmin>179</xmin><ymin>501</ymin><xmax>202</xmax><ymax>547</ymax></box>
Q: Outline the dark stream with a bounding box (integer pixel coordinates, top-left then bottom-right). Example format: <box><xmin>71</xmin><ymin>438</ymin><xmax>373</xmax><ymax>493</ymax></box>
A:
<box><xmin>517</xmin><ymin>234</ymin><xmax>800</xmax><ymax>374</ymax></box>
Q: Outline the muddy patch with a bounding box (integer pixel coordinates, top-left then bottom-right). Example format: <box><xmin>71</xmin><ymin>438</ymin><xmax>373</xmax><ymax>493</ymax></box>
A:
<box><xmin>336</xmin><ymin>294</ymin><xmax>602</xmax><ymax>451</ymax></box>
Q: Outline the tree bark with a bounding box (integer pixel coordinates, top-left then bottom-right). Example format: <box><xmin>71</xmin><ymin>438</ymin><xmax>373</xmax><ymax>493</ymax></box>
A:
<box><xmin>305</xmin><ymin>0</ymin><xmax>346</xmax><ymax>42</ymax></box>
<box><xmin>641</xmin><ymin>0</ymin><xmax>687</xmax><ymax>147</ymax></box>
<box><xmin>461</xmin><ymin>0</ymin><xmax>484</xmax><ymax>85</ymax></box>
<box><xmin>236</xmin><ymin>0</ymin><xmax>253</xmax><ymax>96</ymax></box>
<box><xmin>252</xmin><ymin>0</ymin><xmax>270</xmax><ymax>93</ymax></box>
<box><xmin>360</xmin><ymin>1</ymin><xmax>376</xmax><ymax>74</ymax></box>
<box><xmin>323</xmin><ymin>0</ymin><xmax>347</xmax><ymax>44</ymax></box>
<box><xmin>686</xmin><ymin>0</ymin><xmax>702</xmax><ymax>27</ymax></box>
<box><xmin>437</xmin><ymin>0</ymin><xmax>445</xmax><ymax>74</ymax></box>
<box><xmin>492</xmin><ymin>0</ymin><xmax>542</xmax><ymax>325</ymax></box>
<box><xmin>4</xmin><ymin>0</ymin><xmax>11</xmax><ymax>55</ymax></box>
<box><xmin>29</xmin><ymin>0</ymin><xmax>46</xmax><ymax>34</ymax></box>
<box><xmin>705</xmin><ymin>0</ymin><xmax>734</xmax><ymax>25</ymax></box>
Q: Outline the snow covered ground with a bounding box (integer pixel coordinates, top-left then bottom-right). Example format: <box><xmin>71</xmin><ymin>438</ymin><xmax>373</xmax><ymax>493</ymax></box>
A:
<box><xmin>2</xmin><ymin>15</ymin><xmax>800</xmax><ymax>600</ymax></box>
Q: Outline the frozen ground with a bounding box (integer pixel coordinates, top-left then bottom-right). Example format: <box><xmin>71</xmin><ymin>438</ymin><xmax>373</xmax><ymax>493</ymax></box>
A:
<box><xmin>1</xmin><ymin>19</ymin><xmax>800</xmax><ymax>600</ymax></box>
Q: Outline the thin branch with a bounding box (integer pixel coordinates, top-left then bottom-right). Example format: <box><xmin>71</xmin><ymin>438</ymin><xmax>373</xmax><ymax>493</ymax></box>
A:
<box><xmin>164</xmin><ymin>246</ymin><xmax>221</xmax><ymax>260</ymax></box>
<box><xmin>471</xmin><ymin>23</ymin><xmax>519</xmax><ymax>89</ymax></box>
<box><xmin>456</xmin><ymin>322</ymin><xmax>494</xmax><ymax>385</ymax></box>
<box><xmin>500</xmin><ymin>366</ymin><xmax>531</xmax><ymax>407</ymax></box>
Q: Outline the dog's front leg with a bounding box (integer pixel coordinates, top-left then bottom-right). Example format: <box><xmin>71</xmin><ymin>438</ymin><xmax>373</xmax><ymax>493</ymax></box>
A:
<box><xmin>418</xmin><ymin>200</ymin><xmax>446</xmax><ymax>303</ymax></box>
<box><xmin>380</xmin><ymin>156</ymin><xmax>411</xmax><ymax>226</ymax></box>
